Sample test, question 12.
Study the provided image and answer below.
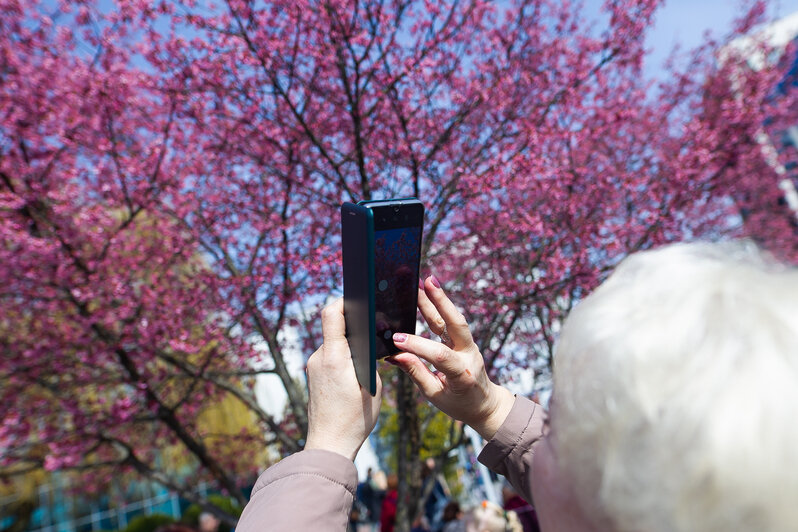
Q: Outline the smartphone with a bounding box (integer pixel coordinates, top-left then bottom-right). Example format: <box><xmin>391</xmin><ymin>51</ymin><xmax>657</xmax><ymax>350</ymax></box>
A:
<box><xmin>341</xmin><ymin>198</ymin><xmax>425</xmax><ymax>395</ymax></box>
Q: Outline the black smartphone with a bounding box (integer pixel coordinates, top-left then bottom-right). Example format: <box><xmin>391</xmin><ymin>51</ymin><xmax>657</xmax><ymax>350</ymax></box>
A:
<box><xmin>341</xmin><ymin>198</ymin><xmax>424</xmax><ymax>395</ymax></box>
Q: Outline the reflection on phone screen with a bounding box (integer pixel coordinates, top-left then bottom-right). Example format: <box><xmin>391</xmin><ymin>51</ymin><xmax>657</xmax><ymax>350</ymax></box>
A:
<box><xmin>374</xmin><ymin>226</ymin><xmax>421</xmax><ymax>357</ymax></box>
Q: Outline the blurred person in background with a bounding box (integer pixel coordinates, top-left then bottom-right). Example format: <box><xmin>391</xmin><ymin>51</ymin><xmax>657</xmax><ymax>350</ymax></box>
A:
<box><xmin>348</xmin><ymin>502</ymin><xmax>362</xmax><ymax>532</ymax></box>
<box><xmin>502</xmin><ymin>483</ymin><xmax>539</xmax><ymax>532</ymax></box>
<box><xmin>357</xmin><ymin>468</ymin><xmax>380</xmax><ymax>530</ymax></box>
<box><xmin>441</xmin><ymin>501</ymin><xmax>464</xmax><ymax>532</ymax></box>
<box><xmin>371</xmin><ymin>470</ymin><xmax>388</xmax><ymax>525</ymax></box>
<box><xmin>421</xmin><ymin>457</ymin><xmax>450</xmax><ymax>531</ymax></box>
<box><xmin>411</xmin><ymin>515</ymin><xmax>431</xmax><ymax>532</ymax></box>
<box><xmin>155</xmin><ymin>525</ymin><xmax>197</xmax><ymax>532</ymax></box>
<box><xmin>467</xmin><ymin>501</ymin><xmax>522</xmax><ymax>532</ymax></box>
<box><xmin>237</xmin><ymin>241</ymin><xmax>798</xmax><ymax>531</ymax></box>
<box><xmin>380</xmin><ymin>473</ymin><xmax>399</xmax><ymax>532</ymax></box>
<box><xmin>440</xmin><ymin>500</ymin><xmax>522</xmax><ymax>532</ymax></box>
<box><xmin>198</xmin><ymin>512</ymin><xmax>219</xmax><ymax>532</ymax></box>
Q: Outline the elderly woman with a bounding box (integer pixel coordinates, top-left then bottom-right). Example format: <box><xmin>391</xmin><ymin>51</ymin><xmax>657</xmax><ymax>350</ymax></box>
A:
<box><xmin>237</xmin><ymin>241</ymin><xmax>798</xmax><ymax>531</ymax></box>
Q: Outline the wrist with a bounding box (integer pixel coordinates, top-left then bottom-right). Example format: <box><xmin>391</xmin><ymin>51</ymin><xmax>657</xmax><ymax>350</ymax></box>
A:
<box><xmin>304</xmin><ymin>435</ymin><xmax>360</xmax><ymax>462</ymax></box>
<box><xmin>473</xmin><ymin>385</ymin><xmax>515</xmax><ymax>440</ymax></box>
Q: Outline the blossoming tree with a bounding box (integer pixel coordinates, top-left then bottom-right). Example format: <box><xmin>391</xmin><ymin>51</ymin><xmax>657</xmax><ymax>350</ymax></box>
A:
<box><xmin>1</xmin><ymin>0</ymin><xmax>795</xmax><ymax>528</ymax></box>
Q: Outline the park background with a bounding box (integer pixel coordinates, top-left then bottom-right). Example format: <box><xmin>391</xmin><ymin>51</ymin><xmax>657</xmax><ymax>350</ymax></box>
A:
<box><xmin>2</xmin><ymin>0</ymin><xmax>798</xmax><ymax>531</ymax></box>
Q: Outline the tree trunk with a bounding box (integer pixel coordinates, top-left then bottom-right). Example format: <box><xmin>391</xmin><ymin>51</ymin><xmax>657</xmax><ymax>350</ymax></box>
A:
<box><xmin>395</xmin><ymin>371</ymin><xmax>422</xmax><ymax>532</ymax></box>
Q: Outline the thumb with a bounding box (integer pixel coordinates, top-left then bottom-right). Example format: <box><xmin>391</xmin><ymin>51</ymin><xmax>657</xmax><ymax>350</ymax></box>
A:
<box><xmin>389</xmin><ymin>353</ymin><xmax>444</xmax><ymax>398</ymax></box>
<box><xmin>320</xmin><ymin>298</ymin><xmax>348</xmax><ymax>351</ymax></box>
<box><xmin>374</xmin><ymin>370</ymin><xmax>383</xmax><ymax>397</ymax></box>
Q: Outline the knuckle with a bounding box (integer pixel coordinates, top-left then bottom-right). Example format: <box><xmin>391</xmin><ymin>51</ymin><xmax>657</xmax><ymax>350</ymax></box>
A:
<box><xmin>433</xmin><ymin>345</ymin><xmax>451</xmax><ymax>366</ymax></box>
<box><xmin>452</xmin><ymin>312</ymin><xmax>469</xmax><ymax>329</ymax></box>
<box><xmin>432</xmin><ymin>317</ymin><xmax>446</xmax><ymax>332</ymax></box>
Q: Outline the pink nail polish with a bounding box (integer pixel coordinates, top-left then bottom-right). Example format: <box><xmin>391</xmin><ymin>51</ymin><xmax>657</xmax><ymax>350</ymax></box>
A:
<box><xmin>418</xmin><ymin>279</ymin><xmax>425</xmax><ymax>291</ymax></box>
<box><xmin>430</xmin><ymin>275</ymin><xmax>441</xmax><ymax>289</ymax></box>
<box><xmin>393</xmin><ymin>332</ymin><xmax>407</xmax><ymax>343</ymax></box>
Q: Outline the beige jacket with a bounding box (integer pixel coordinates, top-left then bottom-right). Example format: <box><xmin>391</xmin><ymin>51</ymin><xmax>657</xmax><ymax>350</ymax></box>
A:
<box><xmin>236</xmin><ymin>396</ymin><xmax>544</xmax><ymax>531</ymax></box>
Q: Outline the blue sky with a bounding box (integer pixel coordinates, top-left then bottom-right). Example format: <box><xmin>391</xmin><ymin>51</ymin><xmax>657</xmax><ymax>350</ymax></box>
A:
<box><xmin>644</xmin><ymin>0</ymin><xmax>798</xmax><ymax>76</ymax></box>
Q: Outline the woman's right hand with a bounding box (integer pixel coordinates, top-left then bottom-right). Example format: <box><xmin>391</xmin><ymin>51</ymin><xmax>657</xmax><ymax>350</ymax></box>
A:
<box><xmin>389</xmin><ymin>275</ymin><xmax>515</xmax><ymax>440</ymax></box>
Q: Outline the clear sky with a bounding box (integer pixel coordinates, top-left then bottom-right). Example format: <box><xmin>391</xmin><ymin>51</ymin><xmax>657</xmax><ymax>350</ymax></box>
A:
<box><xmin>644</xmin><ymin>0</ymin><xmax>798</xmax><ymax>77</ymax></box>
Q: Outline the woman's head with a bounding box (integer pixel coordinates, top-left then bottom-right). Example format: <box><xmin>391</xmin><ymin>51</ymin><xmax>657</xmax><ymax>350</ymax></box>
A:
<box><xmin>541</xmin><ymin>241</ymin><xmax>798</xmax><ymax>531</ymax></box>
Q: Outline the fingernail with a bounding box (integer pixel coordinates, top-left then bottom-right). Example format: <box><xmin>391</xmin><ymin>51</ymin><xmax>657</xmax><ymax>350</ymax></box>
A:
<box><xmin>430</xmin><ymin>275</ymin><xmax>441</xmax><ymax>289</ymax></box>
<box><xmin>418</xmin><ymin>279</ymin><xmax>425</xmax><ymax>291</ymax></box>
<box><xmin>385</xmin><ymin>356</ymin><xmax>399</xmax><ymax>366</ymax></box>
<box><xmin>393</xmin><ymin>332</ymin><xmax>407</xmax><ymax>343</ymax></box>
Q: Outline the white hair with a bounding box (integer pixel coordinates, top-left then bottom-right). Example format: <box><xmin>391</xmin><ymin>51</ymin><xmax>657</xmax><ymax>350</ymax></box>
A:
<box><xmin>551</xmin><ymin>241</ymin><xmax>798</xmax><ymax>532</ymax></box>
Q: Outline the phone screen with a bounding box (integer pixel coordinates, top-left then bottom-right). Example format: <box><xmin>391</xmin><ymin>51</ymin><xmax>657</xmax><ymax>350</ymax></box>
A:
<box><xmin>372</xmin><ymin>208</ymin><xmax>423</xmax><ymax>358</ymax></box>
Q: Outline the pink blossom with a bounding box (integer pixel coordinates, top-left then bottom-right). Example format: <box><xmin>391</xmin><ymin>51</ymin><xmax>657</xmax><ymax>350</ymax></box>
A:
<box><xmin>1</xmin><ymin>0</ymin><xmax>795</xmax><ymax>515</ymax></box>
